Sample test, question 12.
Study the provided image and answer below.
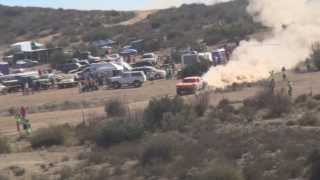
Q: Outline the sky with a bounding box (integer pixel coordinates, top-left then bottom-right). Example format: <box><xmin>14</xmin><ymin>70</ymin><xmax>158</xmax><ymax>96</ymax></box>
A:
<box><xmin>0</xmin><ymin>0</ymin><xmax>225</xmax><ymax>10</ymax></box>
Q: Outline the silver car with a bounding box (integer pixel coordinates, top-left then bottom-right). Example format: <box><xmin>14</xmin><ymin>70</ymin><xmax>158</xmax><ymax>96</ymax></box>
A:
<box><xmin>132</xmin><ymin>66</ymin><xmax>166</xmax><ymax>80</ymax></box>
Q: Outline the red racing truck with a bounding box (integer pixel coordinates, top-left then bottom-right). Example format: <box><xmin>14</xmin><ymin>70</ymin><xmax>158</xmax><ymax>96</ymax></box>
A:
<box><xmin>176</xmin><ymin>76</ymin><xmax>208</xmax><ymax>95</ymax></box>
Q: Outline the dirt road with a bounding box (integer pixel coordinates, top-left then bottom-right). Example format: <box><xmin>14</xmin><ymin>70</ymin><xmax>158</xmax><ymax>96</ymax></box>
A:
<box><xmin>104</xmin><ymin>10</ymin><xmax>156</xmax><ymax>27</ymax></box>
<box><xmin>2</xmin><ymin>71</ymin><xmax>320</xmax><ymax>136</ymax></box>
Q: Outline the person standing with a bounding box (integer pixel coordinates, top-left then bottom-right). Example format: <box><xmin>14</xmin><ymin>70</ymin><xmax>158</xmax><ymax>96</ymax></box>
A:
<box><xmin>22</xmin><ymin>119</ymin><xmax>32</xmax><ymax>135</ymax></box>
<box><xmin>14</xmin><ymin>110</ymin><xmax>22</xmax><ymax>134</ymax></box>
<box><xmin>282</xmin><ymin>67</ymin><xmax>287</xmax><ymax>81</ymax></box>
<box><xmin>288</xmin><ymin>81</ymin><xmax>293</xmax><ymax>97</ymax></box>
<box><xmin>20</xmin><ymin>106</ymin><xmax>27</xmax><ymax>121</ymax></box>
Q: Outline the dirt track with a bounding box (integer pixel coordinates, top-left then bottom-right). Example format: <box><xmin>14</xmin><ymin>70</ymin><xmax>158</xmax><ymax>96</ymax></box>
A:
<box><xmin>1</xmin><ymin>71</ymin><xmax>320</xmax><ymax>136</ymax></box>
<box><xmin>0</xmin><ymin>80</ymin><xmax>176</xmax><ymax>136</ymax></box>
<box><xmin>1</xmin><ymin>71</ymin><xmax>320</xmax><ymax>176</ymax></box>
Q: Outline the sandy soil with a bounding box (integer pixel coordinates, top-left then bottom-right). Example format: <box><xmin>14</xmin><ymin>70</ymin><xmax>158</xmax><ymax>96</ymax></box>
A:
<box><xmin>104</xmin><ymin>10</ymin><xmax>157</xmax><ymax>27</ymax></box>
<box><xmin>1</xmin><ymin>71</ymin><xmax>320</xmax><ymax>177</ymax></box>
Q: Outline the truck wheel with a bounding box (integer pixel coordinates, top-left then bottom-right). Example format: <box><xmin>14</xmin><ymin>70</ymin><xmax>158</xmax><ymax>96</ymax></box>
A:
<box><xmin>112</xmin><ymin>82</ymin><xmax>121</xmax><ymax>89</ymax></box>
<box><xmin>133</xmin><ymin>81</ymin><xmax>142</xmax><ymax>88</ymax></box>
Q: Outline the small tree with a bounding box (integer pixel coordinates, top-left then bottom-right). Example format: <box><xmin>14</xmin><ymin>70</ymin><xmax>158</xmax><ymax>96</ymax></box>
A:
<box><xmin>144</xmin><ymin>96</ymin><xmax>187</xmax><ymax>130</ymax></box>
<box><xmin>104</xmin><ymin>99</ymin><xmax>128</xmax><ymax>118</ymax></box>
<box><xmin>310</xmin><ymin>42</ymin><xmax>320</xmax><ymax>70</ymax></box>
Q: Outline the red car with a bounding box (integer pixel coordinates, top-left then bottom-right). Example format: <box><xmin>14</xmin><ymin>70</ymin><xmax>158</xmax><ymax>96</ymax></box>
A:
<box><xmin>176</xmin><ymin>76</ymin><xmax>208</xmax><ymax>95</ymax></box>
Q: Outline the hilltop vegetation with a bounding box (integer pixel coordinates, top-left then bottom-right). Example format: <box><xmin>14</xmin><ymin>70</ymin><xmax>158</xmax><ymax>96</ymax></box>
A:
<box><xmin>0</xmin><ymin>5</ymin><xmax>134</xmax><ymax>46</ymax></box>
<box><xmin>0</xmin><ymin>0</ymin><xmax>263</xmax><ymax>53</ymax></box>
<box><xmin>118</xmin><ymin>0</ymin><xmax>262</xmax><ymax>50</ymax></box>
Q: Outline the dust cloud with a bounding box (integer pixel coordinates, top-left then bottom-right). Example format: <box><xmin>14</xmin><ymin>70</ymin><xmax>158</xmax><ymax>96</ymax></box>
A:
<box><xmin>203</xmin><ymin>0</ymin><xmax>320</xmax><ymax>88</ymax></box>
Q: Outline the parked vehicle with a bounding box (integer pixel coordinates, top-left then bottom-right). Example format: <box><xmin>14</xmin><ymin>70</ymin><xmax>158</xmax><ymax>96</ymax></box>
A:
<box><xmin>0</xmin><ymin>83</ymin><xmax>8</xmax><ymax>95</ymax></box>
<box><xmin>2</xmin><ymin>79</ymin><xmax>21</xmax><ymax>93</ymax></box>
<box><xmin>132</xmin><ymin>66</ymin><xmax>166</xmax><ymax>80</ymax></box>
<box><xmin>70</xmin><ymin>58</ymin><xmax>90</xmax><ymax>66</ymax></box>
<box><xmin>0</xmin><ymin>62</ymin><xmax>9</xmax><ymax>75</ymax></box>
<box><xmin>56</xmin><ymin>76</ymin><xmax>78</xmax><ymax>89</ymax></box>
<box><xmin>142</xmin><ymin>53</ymin><xmax>158</xmax><ymax>64</ymax></box>
<box><xmin>15</xmin><ymin>59</ymin><xmax>39</xmax><ymax>68</ymax></box>
<box><xmin>110</xmin><ymin>71</ymin><xmax>146</xmax><ymax>89</ymax></box>
<box><xmin>176</xmin><ymin>76</ymin><xmax>208</xmax><ymax>95</ymax></box>
<box><xmin>131</xmin><ymin>61</ymin><xmax>155</xmax><ymax>68</ymax></box>
<box><xmin>56</xmin><ymin>63</ymin><xmax>83</xmax><ymax>73</ymax></box>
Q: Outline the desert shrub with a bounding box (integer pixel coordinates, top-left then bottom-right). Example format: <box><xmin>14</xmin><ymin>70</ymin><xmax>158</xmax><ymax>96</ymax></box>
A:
<box><xmin>178</xmin><ymin>58</ymin><xmax>212</xmax><ymax>78</ymax></box>
<box><xmin>30</xmin><ymin>174</ymin><xmax>46</xmax><ymax>180</ymax></box>
<box><xmin>104</xmin><ymin>99</ymin><xmax>128</xmax><ymax>118</ymax></box>
<box><xmin>298</xmin><ymin>112</ymin><xmax>319</xmax><ymax>126</ymax></box>
<box><xmin>141</xmin><ymin>135</ymin><xmax>175</xmax><ymax>166</ymax></box>
<box><xmin>314</xmin><ymin>94</ymin><xmax>320</xmax><ymax>101</ymax></box>
<box><xmin>244</xmin><ymin>89</ymin><xmax>292</xmax><ymax>118</ymax></box>
<box><xmin>308</xmin><ymin>149</ymin><xmax>320</xmax><ymax>180</ymax></box>
<box><xmin>267</xmin><ymin>93</ymin><xmax>292</xmax><ymax>118</ymax></box>
<box><xmin>29</xmin><ymin>124</ymin><xmax>72</xmax><ymax>148</ymax></box>
<box><xmin>209</xmin><ymin>99</ymin><xmax>237</xmax><ymax>122</ymax></box>
<box><xmin>307</xmin><ymin>99</ymin><xmax>319</xmax><ymax>110</ymax></box>
<box><xmin>161</xmin><ymin>107</ymin><xmax>196</xmax><ymax>132</ymax></box>
<box><xmin>94</xmin><ymin>117</ymin><xmax>144</xmax><ymax>147</ymax></box>
<box><xmin>295</xmin><ymin>94</ymin><xmax>309</xmax><ymax>104</ymax></box>
<box><xmin>9</xmin><ymin>166</ymin><xmax>25</xmax><ymax>177</ymax></box>
<box><xmin>144</xmin><ymin>96</ymin><xmax>187</xmax><ymax>130</ymax></box>
<box><xmin>58</xmin><ymin>166</ymin><xmax>73</xmax><ymax>180</ymax></box>
<box><xmin>75</xmin><ymin>167</ymin><xmax>111</xmax><ymax>180</ymax></box>
<box><xmin>83</xmin><ymin>29</ymin><xmax>111</xmax><ymax>42</ymax></box>
<box><xmin>193</xmin><ymin>92</ymin><xmax>210</xmax><ymax>117</ymax></box>
<box><xmin>194</xmin><ymin>164</ymin><xmax>244</xmax><ymax>180</ymax></box>
<box><xmin>0</xmin><ymin>137</ymin><xmax>10</xmax><ymax>154</ymax></box>
<box><xmin>0</xmin><ymin>174</ymin><xmax>9</xmax><ymax>180</ymax></box>
<box><xmin>310</xmin><ymin>42</ymin><xmax>320</xmax><ymax>71</ymax></box>
<box><xmin>82</xmin><ymin>149</ymin><xmax>108</xmax><ymax>165</ymax></box>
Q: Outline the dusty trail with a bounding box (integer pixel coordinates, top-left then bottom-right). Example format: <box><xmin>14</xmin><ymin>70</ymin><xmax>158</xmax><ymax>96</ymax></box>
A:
<box><xmin>1</xmin><ymin>71</ymin><xmax>320</xmax><ymax>136</ymax></box>
<box><xmin>104</xmin><ymin>10</ymin><xmax>156</xmax><ymax>27</ymax></box>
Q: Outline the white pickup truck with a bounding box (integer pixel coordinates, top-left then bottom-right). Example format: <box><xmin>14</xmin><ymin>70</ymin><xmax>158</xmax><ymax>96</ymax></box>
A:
<box><xmin>110</xmin><ymin>71</ymin><xmax>147</xmax><ymax>89</ymax></box>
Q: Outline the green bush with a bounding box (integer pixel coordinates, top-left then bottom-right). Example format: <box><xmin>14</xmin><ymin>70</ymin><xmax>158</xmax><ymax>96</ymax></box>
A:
<box><xmin>0</xmin><ymin>174</ymin><xmax>9</xmax><ymax>180</ymax></box>
<box><xmin>104</xmin><ymin>99</ymin><xmax>128</xmax><ymax>118</ymax></box>
<box><xmin>0</xmin><ymin>137</ymin><xmax>10</xmax><ymax>154</ymax></box>
<box><xmin>144</xmin><ymin>96</ymin><xmax>187</xmax><ymax>130</ymax></box>
<box><xmin>193</xmin><ymin>92</ymin><xmax>210</xmax><ymax>117</ymax></box>
<box><xmin>141</xmin><ymin>135</ymin><xmax>175</xmax><ymax>166</ymax></box>
<box><xmin>95</xmin><ymin>118</ymin><xmax>144</xmax><ymax>147</ymax></box>
<box><xmin>209</xmin><ymin>98</ymin><xmax>237</xmax><ymax>122</ymax></box>
<box><xmin>308</xmin><ymin>149</ymin><xmax>320</xmax><ymax>180</ymax></box>
<box><xmin>84</xmin><ymin>29</ymin><xmax>111</xmax><ymax>42</ymax></box>
<box><xmin>178</xmin><ymin>58</ymin><xmax>212</xmax><ymax>78</ymax></box>
<box><xmin>243</xmin><ymin>89</ymin><xmax>292</xmax><ymax>118</ymax></box>
<box><xmin>295</xmin><ymin>94</ymin><xmax>309</xmax><ymax>104</ymax></box>
<box><xmin>298</xmin><ymin>112</ymin><xmax>319</xmax><ymax>126</ymax></box>
<box><xmin>194</xmin><ymin>165</ymin><xmax>244</xmax><ymax>180</ymax></box>
<box><xmin>29</xmin><ymin>124</ymin><xmax>72</xmax><ymax>148</ymax></box>
<box><xmin>310</xmin><ymin>43</ymin><xmax>320</xmax><ymax>71</ymax></box>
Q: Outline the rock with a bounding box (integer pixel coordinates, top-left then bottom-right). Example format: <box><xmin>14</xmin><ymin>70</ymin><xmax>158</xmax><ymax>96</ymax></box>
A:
<box><xmin>121</xmin><ymin>160</ymin><xmax>139</xmax><ymax>171</ymax></box>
